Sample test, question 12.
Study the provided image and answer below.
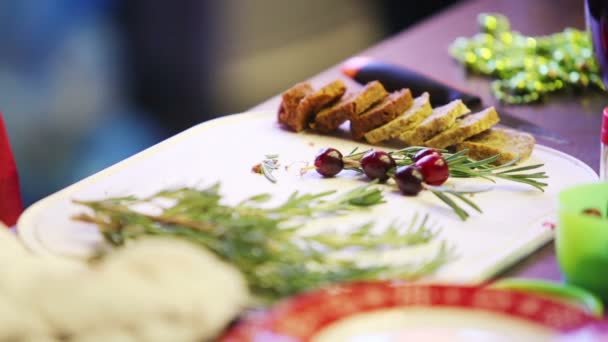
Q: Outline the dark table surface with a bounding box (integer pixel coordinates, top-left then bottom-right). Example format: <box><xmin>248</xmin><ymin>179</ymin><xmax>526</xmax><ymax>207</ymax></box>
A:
<box><xmin>252</xmin><ymin>0</ymin><xmax>608</xmax><ymax>282</ymax></box>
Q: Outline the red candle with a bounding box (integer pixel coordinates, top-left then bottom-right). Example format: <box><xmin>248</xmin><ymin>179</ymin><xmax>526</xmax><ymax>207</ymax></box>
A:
<box><xmin>601</xmin><ymin>107</ymin><xmax>608</xmax><ymax>181</ymax></box>
<box><xmin>0</xmin><ymin>113</ymin><xmax>23</xmax><ymax>226</ymax></box>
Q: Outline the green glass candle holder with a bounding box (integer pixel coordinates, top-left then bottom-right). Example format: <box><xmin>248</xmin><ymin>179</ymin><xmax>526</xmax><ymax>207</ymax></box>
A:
<box><xmin>557</xmin><ymin>182</ymin><xmax>608</xmax><ymax>303</ymax></box>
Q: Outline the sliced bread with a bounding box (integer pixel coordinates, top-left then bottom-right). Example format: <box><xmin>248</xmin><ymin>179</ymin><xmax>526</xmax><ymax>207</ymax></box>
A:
<box><xmin>277</xmin><ymin>82</ymin><xmax>313</xmax><ymax>128</ymax></box>
<box><xmin>364</xmin><ymin>92</ymin><xmax>432</xmax><ymax>144</ymax></box>
<box><xmin>424</xmin><ymin>106</ymin><xmax>500</xmax><ymax>149</ymax></box>
<box><xmin>311</xmin><ymin>81</ymin><xmax>387</xmax><ymax>133</ymax></box>
<box><xmin>454</xmin><ymin>126</ymin><xmax>536</xmax><ymax>165</ymax></box>
<box><xmin>398</xmin><ymin>99</ymin><xmax>470</xmax><ymax>146</ymax></box>
<box><xmin>278</xmin><ymin>80</ymin><xmax>346</xmax><ymax>132</ymax></box>
<box><xmin>350</xmin><ymin>88</ymin><xmax>413</xmax><ymax>140</ymax></box>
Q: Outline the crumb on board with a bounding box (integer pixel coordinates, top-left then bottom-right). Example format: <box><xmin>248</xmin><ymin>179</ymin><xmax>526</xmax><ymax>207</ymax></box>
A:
<box><xmin>251</xmin><ymin>163</ymin><xmax>262</xmax><ymax>174</ymax></box>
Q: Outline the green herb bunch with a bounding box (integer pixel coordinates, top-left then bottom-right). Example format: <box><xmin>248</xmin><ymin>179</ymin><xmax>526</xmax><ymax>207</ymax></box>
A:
<box><xmin>73</xmin><ymin>183</ymin><xmax>453</xmax><ymax>301</ymax></box>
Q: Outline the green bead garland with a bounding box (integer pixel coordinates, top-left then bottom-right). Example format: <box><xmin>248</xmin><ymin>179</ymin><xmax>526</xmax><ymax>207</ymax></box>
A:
<box><xmin>450</xmin><ymin>13</ymin><xmax>605</xmax><ymax>104</ymax></box>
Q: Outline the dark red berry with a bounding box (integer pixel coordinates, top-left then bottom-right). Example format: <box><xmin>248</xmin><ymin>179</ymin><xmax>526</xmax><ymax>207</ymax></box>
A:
<box><xmin>360</xmin><ymin>150</ymin><xmax>396</xmax><ymax>181</ymax></box>
<box><xmin>582</xmin><ymin>208</ymin><xmax>602</xmax><ymax>217</ymax></box>
<box><xmin>394</xmin><ymin>165</ymin><xmax>424</xmax><ymax>196</ymax></box>
<box><xmin>413</xmin><ymin>148</ymin><xmax>442</xmax><ymax>162</ymax></box>
<box><xmin>415</xmin><ymin>154</ymin><xmax>449</xmax><ymax>186</ymax></box>
<box><xmin>314</xmin><ymin>148</ymin><xmax>344</xmax><ymax>177</ymax></box>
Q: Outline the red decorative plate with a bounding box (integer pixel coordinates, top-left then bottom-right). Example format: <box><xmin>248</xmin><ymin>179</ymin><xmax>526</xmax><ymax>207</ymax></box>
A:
<box><xmin>222</xmin><ymin>282</ymin><xmax>605</xmax><ymax>341</ymax></box>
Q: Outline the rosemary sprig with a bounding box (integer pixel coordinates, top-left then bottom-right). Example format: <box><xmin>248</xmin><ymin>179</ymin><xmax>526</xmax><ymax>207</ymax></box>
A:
<box><xmin>427</xmin><ymin>186</ymin><xmax>484</xmax><ymax>221</ymax></box>
<box><xmin>252</xmin><ymin>154</ymin><xmax>280</xmax><ymax>183</ymax></box>
<box><xmin>73</xmin><ymin>183</ymin><xmax>454</xmax><ymax>301</ymax></box>
<box><xmin>344</xmin><ymin>146</ymin><xmax>548</xmax><ymax>220</ymax></box>
<box><xmin>309</xmin><ymin>213</ymin><xmax>439</xmax><ymax>249</ymax></box>
<box><xmin>385</xmin><ymin>147</ymin><xmax>548</xmax><ymax>191</ymax></box>
<box><xmin>266</xmin><ymin>181</ymin><xmax>384</xmax><ymax>218</ymax></box>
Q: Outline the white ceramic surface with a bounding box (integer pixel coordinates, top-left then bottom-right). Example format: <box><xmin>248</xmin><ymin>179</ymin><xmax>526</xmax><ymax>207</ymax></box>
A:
<box><xmin>18</xmin><ymin>111</ymin><xmax>598</xmax><ymax>283</ymax></box>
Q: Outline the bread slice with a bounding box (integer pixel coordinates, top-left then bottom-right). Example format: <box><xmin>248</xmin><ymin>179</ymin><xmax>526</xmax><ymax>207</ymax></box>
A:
<box><xmin>364</xmin><ymin>92</ymin><xmax>432</xmax><ymax>144</ymax></box>
<box><xmin>350</xmin><ymin>88</ymin><xmax>413</xmax><ymax>140</ymax></box>
<box><xmin>398</xmin><ymin>99</ymin><xmax>470</xmax><ymax>146</ymax></box>
<box><xmin>278</xmin><ymin>80</ymin><xmax>346</xmax><ymax>132</ymax></box>
<box><xmin>424</xmin><ymin>107</ymin><xmax>500</xmax><ymax>149</ymax></box>
<box><xmin>454</xmin><ymin>126</ymin><xmax>536</xmax><ymax>165</ymax></box>
<box><xmin>277</xmin><ymin>82</ymin><xmax>313</xmax><ymax>128</ymax></box>
<box><xmin>311</xmin><ymin>81</ymin><xmax>387</xmax><ymax>133</ymax></box>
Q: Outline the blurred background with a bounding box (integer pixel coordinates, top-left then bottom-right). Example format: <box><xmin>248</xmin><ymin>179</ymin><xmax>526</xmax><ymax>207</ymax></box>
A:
<box><xmin>0</xmin><ymin>0</ymin><xmax>461</xmax><ymax>206</ymax></box>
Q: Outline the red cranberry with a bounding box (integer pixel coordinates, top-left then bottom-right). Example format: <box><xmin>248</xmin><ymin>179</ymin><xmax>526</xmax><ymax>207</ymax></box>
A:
<box><xmin>394</xmin><ymin>165</ymin><xmax>424</xmax><ymax>196</ymax></box>
<box><xmin>415</xmin><ymin>154</ymin><xmax>449</xmax><ymax>186</ymax></box>
<box><xmin>413</xmin><ymin>148</ymin><xmax>442</xmax><ymax>162</ymax></box>
<box><xmin>360</xmin><ymin>150</ymin><xmax>396</xmax><ymax>182</ymax></box>
<box><xmin>314</xmin><ymin>148</ymin><xmax>344</xmax><ymax>177</ymax></box>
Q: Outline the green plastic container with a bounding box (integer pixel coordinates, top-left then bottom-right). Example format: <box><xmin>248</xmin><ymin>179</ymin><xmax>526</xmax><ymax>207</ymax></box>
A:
<box><xmin>557</xmin><ymin>182</ymin><xmax>608</xmax><ymax>303</ymax></box>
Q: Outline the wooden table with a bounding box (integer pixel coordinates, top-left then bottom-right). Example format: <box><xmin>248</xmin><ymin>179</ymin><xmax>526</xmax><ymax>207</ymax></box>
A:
<box><xmin>252</xmin><ymin>0</ymin><xmax>607</xmax><ymax>282</ymax></box>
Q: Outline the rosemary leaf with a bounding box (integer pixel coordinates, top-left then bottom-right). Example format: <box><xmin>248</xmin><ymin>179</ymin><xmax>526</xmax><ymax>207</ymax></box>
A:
<box><xmin>261</xmin><ymin>161</ymin><xmax>278</xmax><ymax>183</ymax></box>
<box><xmin>431</xmin><ymin>190</ymin><xmax>470</xmax><ymax>220</ymax></box>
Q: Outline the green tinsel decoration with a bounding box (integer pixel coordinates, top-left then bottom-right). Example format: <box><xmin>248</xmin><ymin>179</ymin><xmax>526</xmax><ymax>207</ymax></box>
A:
<box><xmin>450</xmin><ymin>13</ymin><xmax>605</xmax><ymax>104</ymax></box>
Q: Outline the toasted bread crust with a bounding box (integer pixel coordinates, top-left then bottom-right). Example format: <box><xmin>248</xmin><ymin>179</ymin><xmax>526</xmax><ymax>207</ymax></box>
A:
<box><xmin>293</xmin><ymin>80</ymin><xmax>346</xmax><ymax>132</ymax></box>
<box><xmin>350</xmin><ymin>88</ymin><xmax>413</xmax><ymax>140</ymax></box>
<box><xmin>310</xmin><ymin>94</ymin><xmax>355</xmax><ymax>133</ymax></box>
<box><xmin>278</xmin><ymin>80</ymin><xmax>346</xmax><ymax>132</ymax></box>
<box><xmin>424</xmin><ymin>107</ymin><xmax>500</xmax><ymax>149</ymax></box>
<box><xmin>351</xmin><ymin>81</ymin><xmax>389</xmax><ymax>115</ymax></box>
<box><xmin>277</xmin><ymin>82</ymin><xmax>313</xmax><ymax>127</ymax></box>
<box><xmin>364</xmin><ymin>92</ymin><xmax>432</xmax><ymax>144</ymax></box>
<box><xmin>398</xmin><ymin>99</ymin><xmax>470</xmax><ymax>146</ymax></box>
<box><xmin>454</xmin><ymin>126</ymin><xmax>535</xmax><ymax>165</ymax></box>
<box><xmin>312</xmin><ymin>81</ymin><xmax>387</xmax><ymax>133</ymax></box>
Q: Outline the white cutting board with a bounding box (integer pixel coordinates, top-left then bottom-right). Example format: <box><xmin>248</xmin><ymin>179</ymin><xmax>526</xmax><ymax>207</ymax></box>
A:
<box><xmin>17</xmin><ymin>112</ymin><xmax>598</xmax><ymax>283</ymax></box>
